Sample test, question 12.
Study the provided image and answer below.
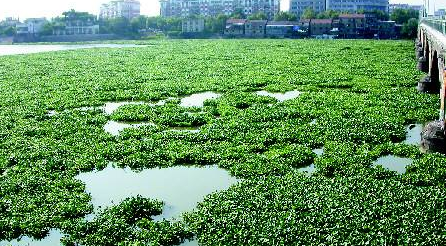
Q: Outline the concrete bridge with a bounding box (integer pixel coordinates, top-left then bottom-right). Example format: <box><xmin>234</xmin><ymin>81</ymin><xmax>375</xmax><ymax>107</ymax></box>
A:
<box><xmin>416</xmin><ymin>18</ymin><xmax>446</xmax><ymax>152</ymax></box>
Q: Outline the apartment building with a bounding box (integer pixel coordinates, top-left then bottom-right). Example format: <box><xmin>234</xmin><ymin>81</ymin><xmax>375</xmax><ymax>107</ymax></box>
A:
<box><xmin>289</xmin><ymin>0</ymin><xmax>326</xmax><ymax>18</ymax></box>
<box><xmin>100</xmin><ymin>0</ymin><xmax>141</xmax><ymax>19</ymax></box>
<box><xmin>160</xmin><ymin>0</ymin><xmax>279</xmax><ymax>19</ymax></box>
<box><xmin>326</xmin><ymin>0</ymin><xmax>388</xmax><ymax>13</ymax></box>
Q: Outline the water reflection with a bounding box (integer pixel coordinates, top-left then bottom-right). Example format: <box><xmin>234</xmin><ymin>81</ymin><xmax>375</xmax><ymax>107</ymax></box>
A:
<box><xmin>0</xmin><ymin>44</ymin><xmax>146</xmax><ymax>56</ymax></box>
<box><xmin>0</xmin><ymin>230</ymin><xmax>63</xmax><ymax>246</ymax></box>
<box><xmin>372</xmin><ymin>155</ymin><xmax>413</xmax><ymax>174</ymax></box>
<box><xmin>298</xmin><ymin>148</ymin><xmax>324</xmax><ymax>175</ymax></box>
<box><xmin>256</xmin><ymin>90</ymin><xmax>301</xmax><ymax>102</ymax></box>
<box><xmin>103</xmin><ymin>101</ymin><xmax>145</xmax><ymax>115</ymax></box>
<box><xmin>76</xmin><ymin>164</ymin><xmax>238</xmax><ymax>221</ymax></box>
<box><xmin>403</xmin><ymin>124</ymin><xmax>422</xmax><ymax>145</ymax></box>
<box><xmin>180</xmin><ymin>92</ymin><xmax>221</xmax><ymax>107</ymax></box>
<box><xmin>180</xmin><ymin>239</ymin><xmax>199</xmax><ymax>246</ymax></box>
<box><xmin>103</xmin><ymin>120</ymin><xmax>154</xmax><ymax>136</ymax></box>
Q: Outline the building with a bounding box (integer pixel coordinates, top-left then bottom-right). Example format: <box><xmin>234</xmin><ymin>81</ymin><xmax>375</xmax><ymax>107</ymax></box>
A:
<box><xmin>310</xmin><ymin>18</ymin><xmax>332</xmax><ymax>36</ymax></box>
<box><xmin>100</xmin><ymin>0</ymin><xmax>141</xmax><ymax>19</ymax></box>
<box><xmin>326</xmin><ymin>0</ymin><xmax>388</xmax><ymax>13</ymax></box>
<box><xmin>53</xmin><ymin>11</ymin><xmax>99</xmax><ymax>35</ymax></box>
<box><xmin>224</xmin><ymin>19</ymin><xmax>246</xmax><ymax>36</ymax></box>
<box><xmin>15</xmin><ymin>18</ymin><xmax>47</xmax><ymax>35</ymax></box>
<box><xmin>245</xmin><ymin>20</ymin><xmax>267</xmax><ymax>37</ymax></box>
<box><xmin>289</xmin><ymin>0</ymin><xmax>325</xmax><ymax>18</ymax></box>
<box><xmin>1</xmin><ymin>17</ymin><xmax>20</xmax><ymax>27</ymax></box>
<box><xmin>336</xmin><ymin>13</ymin><xmax>366</xmax><ymax>38</ymax></box>
<box><xmin>160</xmin><ymin>0</ymin><xmax>279</xmax><ymax>19</ymax></box>
<box><xmin>435</xmin><ymin>9</ymin><xmax>445</xmax><ymax>17</ymax></box>
<box><xmin>377</xmin><ymin>20</ymin><xmax>396</xmax><ymax>39</ymax></box>
<box><xmin>265</xmin><ymin>21</ymin><xmax>300</xmax><ymax>38</ymax></box>
<box><xmin>182</xmin><ymin>19</ymin><xmax>205</xmax><ymax>32</ymax></box>
<box><xmin>388</xmin><ymin>4</ymin><xmax>422</xmax><ymax>14</ymax></box>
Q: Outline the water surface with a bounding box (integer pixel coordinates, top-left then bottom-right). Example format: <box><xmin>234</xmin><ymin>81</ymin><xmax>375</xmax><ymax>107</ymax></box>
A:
<box><xmin>373</xmin><ymin>155</ymin><xmax>413</xmax><ymax>174</ymax></box>
<box><xmin>180</xmin><ymin>92</ymin><xmax>221</xmax><ymax>107</ymax></box>
<box><xmin>0</xmin><ymin>230</ymin><xmax>63</xmax><ymax>246</ymax></box>
<box><xmin>256</xmin><ymin>90</ymin><xmax>301</xmax><ymax>102</ymax></box>
<box><xmin>297</xmin><ymin>148</ymin><xmax>324</xmax><ymax>175</ymax></box>
<box><xmin>103</xmin><ymin>120</ymin><xmax>154</xmax><ymax>136</ymax></box>
<box><xmin>403</xmin><ymin>124</ymin><xmax>423</xmax><ymax>145</ymax></box>
<box><xmin>76</xmin><ymin>164</ymin><xmax>238</xmax><ymax>221</ymax></box>
<box><xmin>0</xmin><ymin>44</ymin><xmax>145</xmax><ymax>56</ymax></box>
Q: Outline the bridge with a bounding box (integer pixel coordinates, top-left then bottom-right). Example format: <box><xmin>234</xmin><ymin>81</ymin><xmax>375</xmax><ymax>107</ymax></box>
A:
<box><xmin>416</xmin><ymin>18</ymin><xmax>446</xmax><ymax>152</ymax></box>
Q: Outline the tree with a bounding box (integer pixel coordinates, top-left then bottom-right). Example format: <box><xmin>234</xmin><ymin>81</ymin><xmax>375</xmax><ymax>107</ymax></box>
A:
<box><xmin>108</xmin><ymin>17</ymin><xmax>131</xmax><ymax>35</ymax></box>
<box><xmin>401</xmin><ymin>18</ymin><xmax>418</xmax><ymax>39</ymax></box>
<box><xmin>316</xmin><ymin>10</ymin><xmax>340</xmax><ymax>19</ymax></box>
<box><xmin>372</xmin><ymin>10</ymin><xmax>389</xmax><ymax>21</ymax></box>
<box><xmin>40</xmin><ymin>22</ymin><xmax>54</xmax><ymax>36</ymax></box>
<box><xmin>205</xmin><ymin>14</ymin><xmax>228</xmax><ymax>34</ymax></box>
<box><xmin>302</xmin><ymin>7</ymin><xmax>316</xmax><ymax>19</ymax></box>
<box><xmin>131</xmin><ymin>15</ymin><xmax>148</xmax><ymax>32</ymax></box>
<box><xmin>230</xmin><ymin>8</ymin><xmax>247</xmax><ymax>19</ymax></box>
<box><xmin>390</xmin><ymin>9</ymin><xmax>419</xmax><ymax>24</ymax></box>
<box><xmin>248</xmin><ymin>12</ymin><xmax>268</xmax><ymax>20</ymax></box>
<box><xmin>274</xmin><ymin>11</ymin><xmax>297</xmax><ymax>21</ymax></box>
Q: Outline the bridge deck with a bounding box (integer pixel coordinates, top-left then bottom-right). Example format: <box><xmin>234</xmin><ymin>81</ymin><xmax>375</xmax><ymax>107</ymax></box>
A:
<box><xmin>420</xmin><ymin>23</ymin><xmax>446</xmax><ymax>51</ymax></box>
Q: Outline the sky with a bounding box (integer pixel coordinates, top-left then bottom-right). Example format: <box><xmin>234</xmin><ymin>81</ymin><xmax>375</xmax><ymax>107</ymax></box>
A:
<box><xmin>0</xmin><ymin>0</ymin><xmax>444</xmax><ymax>21</ymax></box>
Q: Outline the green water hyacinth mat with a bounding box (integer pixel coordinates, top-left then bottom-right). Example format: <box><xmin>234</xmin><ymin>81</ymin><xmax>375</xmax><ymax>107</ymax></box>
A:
<box><xmin>0</xmin><ymin>39</ymin><xmax>445</xmax><ymax>245</ymax></box>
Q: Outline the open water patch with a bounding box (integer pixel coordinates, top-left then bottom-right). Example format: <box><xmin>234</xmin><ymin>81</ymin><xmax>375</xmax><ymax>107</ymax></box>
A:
<box><xmin>403</xmin><ymin>124</ymin><xmax>423</xmax><ymax>145</ymax></box>
<box><xmin>0</xmin><ymin>44</ymin><xmax>146</xmax><ymax>56</ymax></box>
<box><xmin>298</xmin><ymin>148</ymin><xmax>324</xmax><ymax>175</ymax></box>
<box><xmin>180</xmin><ymin>92</ymin><xmax>221</xmax><ymax>107</ymax></box>
<box><xmin>102</xmin><ymin>101</ymin><xmax>146</xmax><ymax>115</ymax></box>
<box><xmin>0</xmin><ymin>229</ymin><xmax>63</xmax><ymax>246</ymax></box>
<box><xmin>255</xmin><ymin>90</ymin><xmax>301</xmax><ymax>102</ymax></box>
<box><xmin>372</xmin><ymin>155</ymin><xmax>413</xmax><ymax>174</ymax></box>
<box><xmin>103</xmin><ymin>120</ymin><xmax>155</xmax><ymax>136</ymax></box>
<box><xmin>76</xmin><ymin>164</ymin><xmax>238</xmax><ymax>221</ymax></box>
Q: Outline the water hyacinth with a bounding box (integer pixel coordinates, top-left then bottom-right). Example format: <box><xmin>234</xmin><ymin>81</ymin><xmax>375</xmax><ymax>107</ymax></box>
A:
<box><xmin>0</xmin><ymin>39</ymin><xmax>444</xmax><ymax>245</ymax></box>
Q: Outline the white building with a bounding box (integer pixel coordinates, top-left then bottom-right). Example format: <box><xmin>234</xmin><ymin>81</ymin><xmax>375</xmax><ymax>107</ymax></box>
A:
<box><xmin>16</xmin><ymin>18</ymin><xmax>47</xmax><ymax>35</ymax></box>
<box><xmin>160</xmin><ymin>0</ymin><xmax>279</xmax><ymax>19</ymax></box>
<box><xmin>100</xmin><ymin>0</ymin><xmax>141</xmax><ymax>19</ymax></box>
<box><xmin>182</xmin><ymin>19</ymin><xmax>205</xmax><ymax>32</ymax></box>
<box><xmin>326</xmin><ymin>0</ymin><xmax>388</xmax><ymax>13</ymax></box>
<box><xmin>289</xmin><ymin>0</ymin><xmax>326</xmax><ymax>18</ymax></box>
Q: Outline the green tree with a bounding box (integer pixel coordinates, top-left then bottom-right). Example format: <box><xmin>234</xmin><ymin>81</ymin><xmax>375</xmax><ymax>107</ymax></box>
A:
<box><xmin>108</xmin><ymin>17</ymin><xmax>131</xmax><ymax>35</ymax></box>
<box><xmin>131</xmin><ymin>15</ymin><xmax>148</xmax><ymax>32</ymax></box>
<box><xmin>390</xmin><ymin>9</ymin><xmax>418</xmax><ymax>24</ymax></box>
<box><xmin>316</xmin><ymin>10</ymin><xmax>340</xmax><ymax>19</ymax></box>
<box><xmin>1</xmin><ymin>26</ymin><xmax>15</xmax><ymax>36</ymax></box>
<box><xmin>248</xmin><ymin>12</ymin><xmax>268</xmax><ymax>20</ymax></box>
<box><xmin>302</xmin><ymin>7</ymin><xmax>316</xmax><ymax>19</ymax></box>
<box><xmin>274</xmin><ymin>11</ymin><xmax>297</xmax><ymax>21</ymax></box>
<box><xmin>231</xmin><ymin>8</ymin><xmax>247</xmax><ymax>19</ymax></box>
<box><xmin>40</xmin><ymin>22</ymin><xmax>54</xmax><ymax>36</ymax></box>
<box><xmin>205</xmin><ymin>14</ymin><xmax>228</xmax><ymax>34</ymax></box>
<box><xmin>401</xmin><ymin>18</ymin><xmax>418</xmax><ymax>39</ymax></box>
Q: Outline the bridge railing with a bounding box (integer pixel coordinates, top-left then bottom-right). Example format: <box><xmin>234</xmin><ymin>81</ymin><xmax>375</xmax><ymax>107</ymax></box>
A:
<box><xmin>420</xmin><ymin>18</ymin><xmax>446</xmax><ymax>36</ymax></box>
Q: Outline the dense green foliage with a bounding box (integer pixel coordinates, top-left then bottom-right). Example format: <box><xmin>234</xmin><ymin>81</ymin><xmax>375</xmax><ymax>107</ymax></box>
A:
<box><xmin>0</xmin><ymin>39</ymin><xmax>443</xmax><ymax>245</ymax></box>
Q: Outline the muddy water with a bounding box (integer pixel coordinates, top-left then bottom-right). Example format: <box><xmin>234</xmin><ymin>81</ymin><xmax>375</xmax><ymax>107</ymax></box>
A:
<box><xmin>256</xmin><ymin>90</ymin><xmax>301</xmax><ymax>102</ymax></box>
<box><xmin>0</xmin><ymin>230</ymin><xmax>63</xmax><ymax>246</ymax></box>
<box><xmin>373</xmin><ymin>155</ymin><xmax>413</xmax><ymax>174</ymax></box>
<box><xmin>0</xmin><ymin>44</ymin><xmax>146</xmax><ymax>56</ymax></box>
<box><xmin>76</xmin><ymin>164</ymin><xmax>238</xmax><ymax>221</ymax></box>
<box><xmin>180</xmin><ymin>92</ymin><xmax>221</xmax><ymax>107</ymax></box>
<box><xmin>403</xmin><ymin>124</ymin><xmax>423</xmax><ymax>145</ymax></box>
